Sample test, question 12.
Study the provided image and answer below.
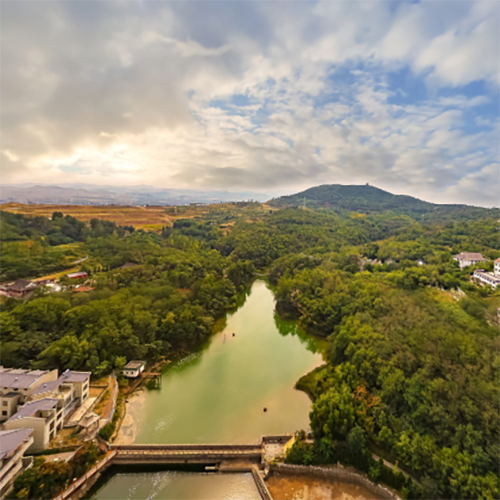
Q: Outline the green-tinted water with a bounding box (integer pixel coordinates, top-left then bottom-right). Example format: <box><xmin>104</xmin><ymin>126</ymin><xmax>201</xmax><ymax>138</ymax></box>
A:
<box><xmin>91</xmin><ymin>471</ymin><xmax>261</xmax><ymax>500</ymax></box>
<box><xmin>92</xmin><ymin>280</ymin><xmax>326</xmax><ymax>499</ymax></box>
<box><xmin>127</xmin><ymin>280</ymin><xmax>325</xmax><ymax>444</ymax></box>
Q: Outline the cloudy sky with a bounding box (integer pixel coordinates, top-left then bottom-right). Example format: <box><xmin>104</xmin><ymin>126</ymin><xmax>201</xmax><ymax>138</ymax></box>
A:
<box><xmin>1</xmin><ymin>1</ymin><xmax>499</xmax><ymax>206</ymax></box>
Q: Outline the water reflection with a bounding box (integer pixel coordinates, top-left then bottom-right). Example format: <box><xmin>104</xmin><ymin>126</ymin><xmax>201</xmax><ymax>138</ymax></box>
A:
<box><xmin>106</xmin><ymin>280</ymin><xmax>328</xmax><ymax>498</ymax></box>
<box><xmin>90</xmin><ymin>472</ymin><xmax>261</xmax><ymax>500</ymax></box>
<box><xmin>124</xmin><ymin>280</ymin><xmax>326</xmax><ymax>445</ymax></box>
<box><xmin>273</xmin><ymin>311</ymin><xmax>327</xmax><ymax>356</ymax></box>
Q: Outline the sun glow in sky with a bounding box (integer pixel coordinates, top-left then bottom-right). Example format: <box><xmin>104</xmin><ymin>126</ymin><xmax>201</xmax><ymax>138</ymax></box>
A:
<box><xmin>1</xmin><ymin>1</ymin><xmax>499</xmax><ymax>205</ymax></box>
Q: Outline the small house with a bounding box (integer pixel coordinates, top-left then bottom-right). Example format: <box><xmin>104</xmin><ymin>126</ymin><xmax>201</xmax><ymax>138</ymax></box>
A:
<box><xmin>123</xmin><ymin>361</ymin><xmax>146</xmax><ymax>379</ymax></box>
<box><xmin>2</xmin><ymin>279</ymin><xmax>38</xmax><ymax>299</ymax></box>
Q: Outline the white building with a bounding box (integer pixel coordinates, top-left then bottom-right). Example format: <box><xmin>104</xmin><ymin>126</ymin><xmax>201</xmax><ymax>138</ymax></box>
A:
<box><xmin>123</xmin><ymin>361</ymin><xmax>146</xmax><ymax>378</ymax></box>
<box><xmin>453</xmin><ymin>252</ymin><xmax>489</xmax><ymax>270</ymax></box>
<box><xmin>0</xmin><ymin>428</ymin><xmax>34</xmax><ymax>499</ymax></box>
<box><xmin>3</xmin><ymin>398</ymin><xmax>64</xmax><ymax>453</ymax></box>
<box><xmin>494</xmin><ymin>258</ymin><xmax>500</xmax><ymax>277</ymax></box>
<box><xmin>0</xmin><ymin>368</ymin><xmax>58</xmax><ymax>422</ymax></box>
<box><xmin>0</xmin><ymin>368</ymin><xmax>91</xmax><ymax>451</ymax></box>
<box><xmin>473</xmin><ymin>270</ymin><xmax>500</xmax><ymax>289</ymax></box>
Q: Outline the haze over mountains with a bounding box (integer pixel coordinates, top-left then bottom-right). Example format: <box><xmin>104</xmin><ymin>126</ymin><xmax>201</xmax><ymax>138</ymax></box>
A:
<box><xmin>0</xmin><ymin>184</ymin><xmax>269</xmax><ymax>206</ymax></box>
<box><xmin>2</xmin><ymin>183</ymin><xmax>498</xmax><ymax>223</ymax></box>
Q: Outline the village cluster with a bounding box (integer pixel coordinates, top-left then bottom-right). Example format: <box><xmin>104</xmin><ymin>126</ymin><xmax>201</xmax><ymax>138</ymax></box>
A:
<box><xmin>0</xmin><ymin>271</ymin><xmax>89</xmax><ymax>299</ymax></box>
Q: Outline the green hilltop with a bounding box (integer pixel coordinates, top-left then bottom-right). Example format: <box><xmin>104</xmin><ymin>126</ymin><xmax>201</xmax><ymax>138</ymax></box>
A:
<box><xmin>269</xmin><ymin>184</ymin><xmax>497</xmax><ymax>221</ymax></box>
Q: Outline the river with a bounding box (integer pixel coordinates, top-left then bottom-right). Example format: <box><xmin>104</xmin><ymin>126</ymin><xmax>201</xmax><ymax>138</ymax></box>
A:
<box><xmin>117</xmin><ymin>280</ymin><xmax>326</xmax><ymax>445</ymax></box>
<box><xmin>91</xmin><ymin>280</ymin><xmax>327</xmax><ymax>498</ymax></box>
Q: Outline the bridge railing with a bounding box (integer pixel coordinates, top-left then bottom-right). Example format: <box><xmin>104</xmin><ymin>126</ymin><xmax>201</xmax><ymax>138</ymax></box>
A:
<box><xmin>111</xmin><ymin>443</ymin><xmax>260</xmax><ymax>451</ymax></box>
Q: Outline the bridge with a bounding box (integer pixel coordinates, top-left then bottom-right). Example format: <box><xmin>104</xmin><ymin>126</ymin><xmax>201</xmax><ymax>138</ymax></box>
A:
<box><xmin>54</xmin><ymin>436</ymin><xmax>292</xmax><ymax>500</ymax></box>
<box><xmin>109</xmin><ymin>443</ymin><xmax>264</xmax><ymax>466</ymax></box>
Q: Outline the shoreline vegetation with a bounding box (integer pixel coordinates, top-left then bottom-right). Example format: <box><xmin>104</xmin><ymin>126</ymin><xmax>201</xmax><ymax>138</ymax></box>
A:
<box><xmin>2</xmin><ymin>188</ymin><xmax>499</xmax><ymax>500</ymax></box>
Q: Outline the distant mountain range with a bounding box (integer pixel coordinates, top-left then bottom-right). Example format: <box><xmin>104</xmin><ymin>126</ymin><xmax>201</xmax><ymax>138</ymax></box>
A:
<box><xmin>0</xmin><ymin>184</ymin><xmax>269</xmax><ymax>205</ymax></box>
<box><xmin>1</xmin><ymin>183</ymin><xmax>497</xmax><ymax>221</ymax></box>
<box><xmin>270</xmin><ymin>184</ymin><xmax>498</xmax><ymax>220</ymax></box>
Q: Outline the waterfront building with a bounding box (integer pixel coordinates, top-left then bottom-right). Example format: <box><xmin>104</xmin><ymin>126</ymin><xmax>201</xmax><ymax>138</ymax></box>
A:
<box><xmin>123</xmin><ymin>361</ymin><xmax>146</xmax><ymax>378</ymax></box>
<box><xmin>0</xmin><ymin>428</ymin><xmax>34</xmax><ymax>499</ymax></box>
<box><xmin>1</xmin><ymin>368</ymin><xmax>91</xmax><ymax>450</ymax></box>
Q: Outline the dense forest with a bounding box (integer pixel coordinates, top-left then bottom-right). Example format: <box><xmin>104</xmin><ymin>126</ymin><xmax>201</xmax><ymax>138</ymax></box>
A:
<box><xmin>270</xmin><ymin>184</ymin><xmax>498</xmax><ymax>223</ymax></box>
<box><xmin>0</xmin><ymin>189</ymin><xmax>499</xmax><ymax>499</ymax></box>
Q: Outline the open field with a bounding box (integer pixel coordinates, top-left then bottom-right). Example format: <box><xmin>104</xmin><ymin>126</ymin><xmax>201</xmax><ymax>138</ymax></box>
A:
<box><xmin>0</xmin><ymin>203</ymin><xmax>210</xmax><ymax>230</ymax></box>
<box><xmin>1</xmin><ymin>202</ymin><xmax>274</xmax><ymax>231</ymax></box>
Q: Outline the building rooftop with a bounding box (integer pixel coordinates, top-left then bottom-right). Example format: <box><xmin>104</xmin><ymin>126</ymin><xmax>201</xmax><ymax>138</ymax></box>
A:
<box><xmin>31</xmin><ymin>370</ymin><xmax>91</xmax><ymax>396</ymax></box>
<box><xmin>8</xmin><ymin>398</ymin><xmax>60</xmax><ymax>421</ymax></box>
<box><xmin>73</xmin><ymin>285</ymin><xmax>94</xmax><ymax>293</ymax></box>
<box><xmin>473</xmin><ymin>270</ymin><xmax>500</xmax><ymax>283</ymax></box>
<box><xmin>0</xmin><ymin>369</ymin><xmax>50</xmax><ymax>390</ymax></box>
<box><xmin>2</xmin><ymin>392</ymin><xmax>21</xmax><ymax>399</ymax></box>
<box><xmin>0</xmin><ymin>428</ymin><xmax>34</xmax><ymax>461</ymax></box>
<box><xmin>66</xmin><ymin>272</ymin><xmax>88</xmax><ymax>279</ymax></box>
<box><xmin>453</xmin><ymin>252</ymin><xmax>488</xmax><ymax>261</ymax></box>
<box><xmin>6</xmin><ymin>279</ymin><xmax>37</xmax><ymax>292</ymax></box>
<box><xmin>124</xmin><ymin>361</ymin><xmax>145</xmax><ymax>370</ymax></box>
<box><xmin>31</xmin><ymin>379</ymin><xmax>63</xmax><ymax>396</ymax></box>
<box><xmin>61</xmin><ymin>370</ymin><xmax>91</xmax><ymax>383</ymax></box>
<box><xmin>120</xmin><ymin>262</ymin><xmax>138</xmax><ymax>269</ymax></box>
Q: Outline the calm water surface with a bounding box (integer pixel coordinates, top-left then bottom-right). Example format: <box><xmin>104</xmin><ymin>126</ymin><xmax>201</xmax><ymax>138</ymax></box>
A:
<box><xmin>91</xmin><ymin>471</ymin><xmax>261</xmax><ymax>500</ymax></box>
<box><xmin>132</xmin><ymin>280</ymin><xmax>325</xmax><ymax>444</ymax></box>
<box><xmin>91</xmin><ymin>280</ymin><xmax>326</xmax><ymax>499</ymax></box>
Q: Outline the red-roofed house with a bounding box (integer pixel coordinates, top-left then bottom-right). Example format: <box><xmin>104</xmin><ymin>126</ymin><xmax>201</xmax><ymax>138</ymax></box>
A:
<box><xmin>65</xmin><ymin>271</ymin><xmax>88</xmax><ymax>279</ymax></box>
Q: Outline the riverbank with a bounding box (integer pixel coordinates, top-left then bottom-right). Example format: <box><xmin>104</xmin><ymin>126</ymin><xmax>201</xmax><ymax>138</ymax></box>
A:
<box><xmin>267</xmin><ymin>473</ymin><xmax>380</xmax><ymax>500</ymax></box>
<box><xmin>114</xmin><ymin>389</ymin><xmax>146</xmax><ymax>445</ymax></box>
<box><xmin>112</xmin><ymin>281</ymin><xmax>325</xmax><ymax>446</ymax></box>
<box><xmin>267</xmin><ymin>464</ymin><xmax>400</xmax><ymax>500</ymax></box>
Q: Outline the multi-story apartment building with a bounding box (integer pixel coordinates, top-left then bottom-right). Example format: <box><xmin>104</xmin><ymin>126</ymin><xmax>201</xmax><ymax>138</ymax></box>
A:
<box><xmin>3</xmin><ymin>399</ymin><xmax>65</xmax><ymax>452</ymax></box>
<box><xmin>0</xmin><ymin>368</ymin><xmax>58</xmax><ymax>422</ymax></box>
<box><xmin>0</xmin><ymin>428</ymin><xmax>34</xmax><ymax>499</ymax></box>
<box><xmin>0</xmin><ymin>368</ymin><xmax>91</xmax><ymax>451</ymax></box>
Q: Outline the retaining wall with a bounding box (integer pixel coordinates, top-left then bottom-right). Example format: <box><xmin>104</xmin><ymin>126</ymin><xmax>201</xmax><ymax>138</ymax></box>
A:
<box><xmin>52</xmin><ymin>450</ymin><xmax>117</xmax><ymax>500</ymax></box>
<box><xmin>251</xmin><ymin>466</ymin><xmax>273</xmax><ymax>500</ymax></box>
<box><xmin>269</xmin><ymin>463</ymin><xmax>401</xmax><ymax>500</ymax></box>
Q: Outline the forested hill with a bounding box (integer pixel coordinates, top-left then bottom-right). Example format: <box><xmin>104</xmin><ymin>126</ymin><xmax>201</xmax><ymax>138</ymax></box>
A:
<box><xmin>269</xmin><ymin>184</ymin><xmax>497</xmax><ymax>220</ymax></box>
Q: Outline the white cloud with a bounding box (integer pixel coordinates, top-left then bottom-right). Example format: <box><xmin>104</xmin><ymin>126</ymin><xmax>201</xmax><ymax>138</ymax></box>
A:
<box><xmin>0</xmin><ymin>1</ymin><xmax>498</xmax><ymax>205</ymax></box>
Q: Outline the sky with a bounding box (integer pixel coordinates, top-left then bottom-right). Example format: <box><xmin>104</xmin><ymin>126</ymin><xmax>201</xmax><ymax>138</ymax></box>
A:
<box><xmin>1</xmin><ymin>1</ymin><xmax>499</xmax><ymax>206</ymax></box>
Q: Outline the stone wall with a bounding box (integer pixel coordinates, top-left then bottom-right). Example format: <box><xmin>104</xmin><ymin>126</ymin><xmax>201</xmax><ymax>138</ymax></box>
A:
<box><xmin>251</xmin><ymin>466</ymin><xmax>273</xmax><ymax>500</ymax></box>
<box><xmin>269</xmin><ymin>463</ymin><xmax>401</xmax><ymax>500</ymax></box>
